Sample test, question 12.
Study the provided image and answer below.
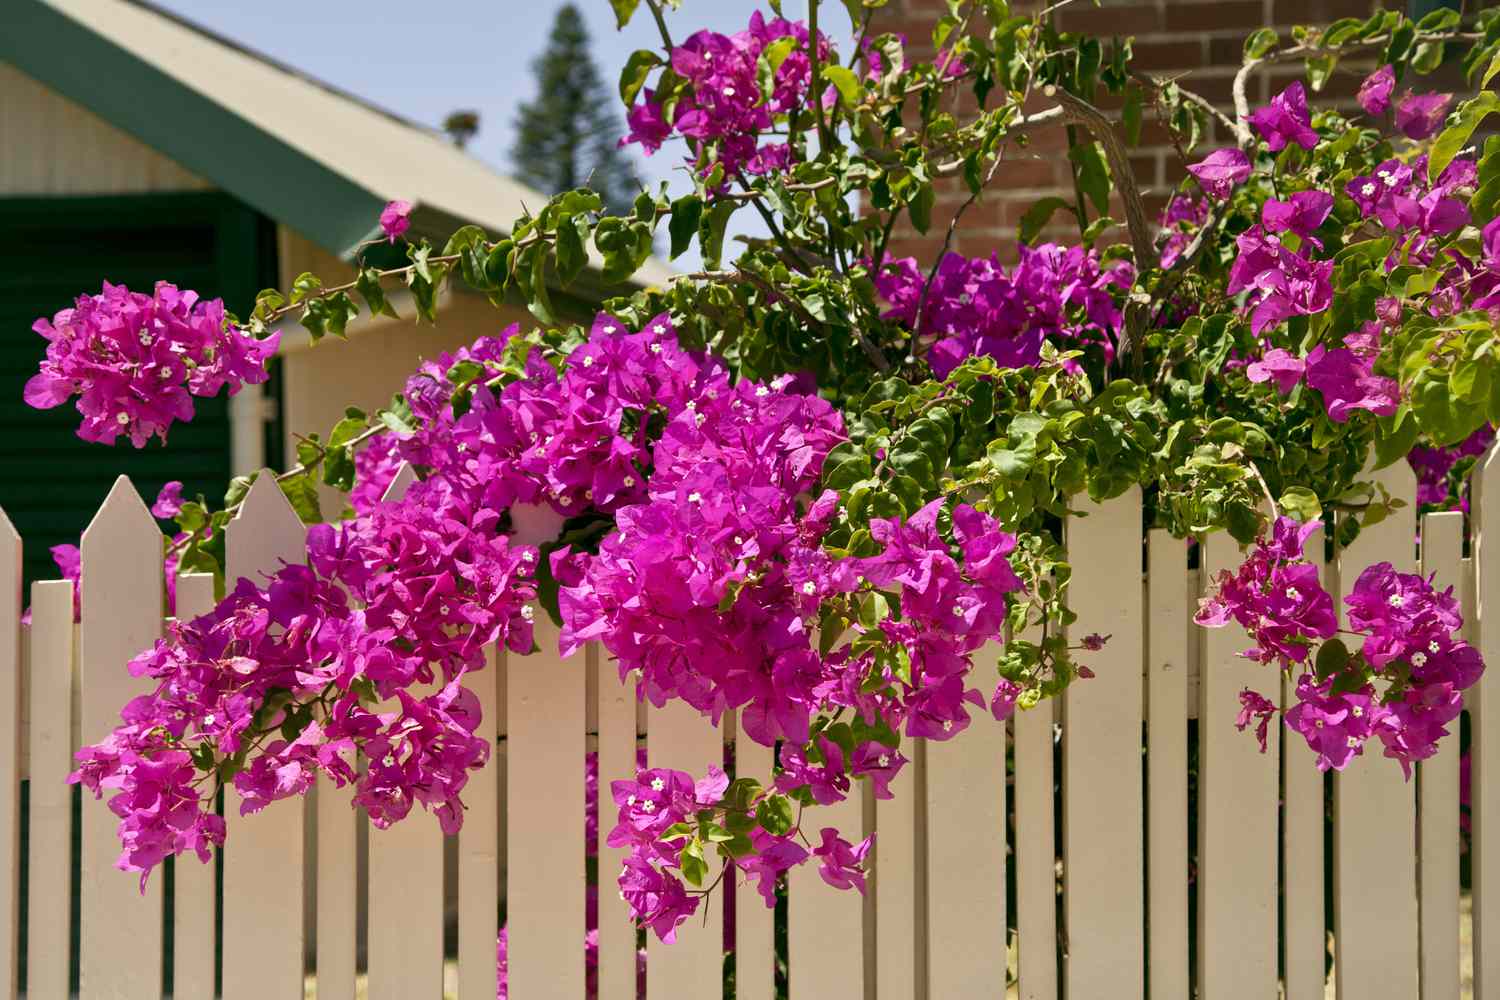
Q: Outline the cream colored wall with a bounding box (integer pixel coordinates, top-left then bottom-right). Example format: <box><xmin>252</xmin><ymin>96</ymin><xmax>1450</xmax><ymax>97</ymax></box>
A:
<box><xmin>0</xmin><ymin>63</ymin><xmax>211</xmax><ymax>195</ymax></box>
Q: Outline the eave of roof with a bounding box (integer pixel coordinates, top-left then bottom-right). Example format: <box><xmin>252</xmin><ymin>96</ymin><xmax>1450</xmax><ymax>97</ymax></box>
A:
<box><xmin>3</xmin><ymin>0</ymin><xmax>677</xmax><ymax>290</ymax></box>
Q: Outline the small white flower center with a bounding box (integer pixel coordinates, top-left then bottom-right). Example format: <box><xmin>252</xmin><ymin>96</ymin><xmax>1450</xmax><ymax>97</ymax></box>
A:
<box><xmin>801</xmin><ymin>581</ymin><xmax>816</xmax><ymax>595</ymax></box>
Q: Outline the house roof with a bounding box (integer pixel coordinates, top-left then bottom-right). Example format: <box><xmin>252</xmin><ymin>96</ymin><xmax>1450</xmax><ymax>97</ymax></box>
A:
<box><xmin>3</xmin><ymin>0</ymin><xmax>676</xmax><ymax>290</ymax></box>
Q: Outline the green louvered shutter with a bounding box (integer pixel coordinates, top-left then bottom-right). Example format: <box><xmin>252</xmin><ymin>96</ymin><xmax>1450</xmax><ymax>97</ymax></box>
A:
<box><xmin>0</xmin><ymin>191</ymin><xmax>278</xmax><ymax>589</ymax></box>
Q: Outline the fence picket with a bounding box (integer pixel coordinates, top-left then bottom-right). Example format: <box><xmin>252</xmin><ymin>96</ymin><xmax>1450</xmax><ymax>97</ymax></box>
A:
<box><xmin>789</xmin><ymin>745</ymin><xmax>868</xmax><ymax>998</ymax></box>
<box><xmin>1146</xmin><ymin>531</ymin><xmax>1189</xmax><ymax>1000</ymax></box>
<box><xmin>316</xmin><ymin>774</ymin><xmax>357</xmax><ymax>1000</ymax></box>
<box><xmin>873</xmin><ymin>733</ymin><xmax>921</xmax><ymax>1000</ymax></box>
<box><xmin>173</xmin><ymin>574</ymin><xmax>218</xmax><ymax>1000</ymax></box>
<box><xmin>362</xmin><ymin>464</ymin><xmax>444</xmax><ymax>999</ymax></box>
<box><xmin>78</xmin><ymin>475</ymin><xmax>163</xmax><ymax>999</ymax></box>
<box><xmin>1283</xmin><ymin>526</ymin><xmax>1327</xmax><ymax>1000</ymax></box>
<box><xmin>1013</xmin><ymin>682</ymin><xmax>1057</xmax><ymax>1000</ymax></box>
<box><xmin>1064</xmin><ymin>491</ymin><xmax>1144</xmax><ymax>997</ymax></box>
<box><xmin>1335</xmin><ymin>462</ymin><xmax>1419</xmax><ymax>1000</ymax></box>
<box><xmin>596</xmin><ymin>651</ymin><xmax>638</xmax><ymax>1000</ymax></box>
<box><xmin>457</xmin><ymin>644</ymin><xmax>500</xmax><ymax>1000</ymax></box>
<box><xmin>507</xmin><ymin>612</ymin><xmax>586</xmax><ymax>998</ymax></box>
<box><xmin>646</xmin><ymin>699</ymin><xmax>723</xmax><ymax>999</ymax></box>
<box><xmin>223</xmin><ymin>471</ymin><xmax>308</xmax><ymax>1000</ymax></box>
<box><xmin>1420</xmin><ymin>511</ymin><xmax>1463</xmax><ymax>1000</ymax></box>
<box><xmin>368</xmin><ymin>811</ymin><xmax>444</xmax><ymax>999</ymax></box>
<box><xmin>1198</xmin><ymin>529</ymin><xmax>1277</xmax><ymax>1000</ymax></box>
<box><xmin>1476</xmin><ymin>443</ymin><xmax>1500</xmax><ymax>998</ymax></box>
<box><xmin>731</xmin><ymin>718</ymin><xmax>776</xmax><ymax>1000</ymax></box>
<box><xmin>925</xmin><ymin>639</ymin><xmax>1007</xmax><ymax>999</ymax></box>
<box><xmin>0</xmin><ymin>509</ymin><xmax>15</xmax><ymax>1000</ymax></box>
<box><xmin>26</xmin><ymin>579</ymin><xmax>72</xmax><ymax>1000</ymax></box>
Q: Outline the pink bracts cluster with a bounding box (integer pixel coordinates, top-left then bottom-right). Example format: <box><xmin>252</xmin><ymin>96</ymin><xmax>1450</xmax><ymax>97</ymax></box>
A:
<box><xmin>25</xmin><ymin>281</ymin><xmax>278</xmax><ymax>447</ymax></box>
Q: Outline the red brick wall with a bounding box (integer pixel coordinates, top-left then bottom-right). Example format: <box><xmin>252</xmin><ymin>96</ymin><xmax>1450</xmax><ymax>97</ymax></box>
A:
<box><xmin>872</xmin><ymin>0</ymin><xmax>1393</xmax><ymax>263</ymax></box>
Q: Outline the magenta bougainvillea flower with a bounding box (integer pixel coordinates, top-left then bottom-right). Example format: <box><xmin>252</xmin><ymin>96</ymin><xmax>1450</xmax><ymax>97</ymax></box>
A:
<box><xmin>1187</xmin><ymin>148</ymin><xmax>1252</xmax><ymax>199</ymax></box>
<box><xmin>1248</xmin><ymin>81</ymin><xmax>1320</xmax><ymax>151</ymax></box>
<box><xmin>1395</xmin><ymin>91</ymin><xmax>1453</xmax><ymax>140</ymax></box>
<box><xmin>24</xmin><ymin>282</ymin><xmax>279</xmax><ymax>447</ymax></box>
<box><xmin>1358</xmin><ymin>64</ymin><xmax>1396</xmax><ymax>116</ymax></box>
<box><xmin>379</xmin><ymin>199</ymin><xmax>413</xmax><ymax>242</ymax></box>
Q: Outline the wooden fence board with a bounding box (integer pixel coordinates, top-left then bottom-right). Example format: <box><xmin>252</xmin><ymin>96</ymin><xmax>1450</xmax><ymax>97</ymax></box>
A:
<box><xmin>1146</xmin><ymin>531</ymin><xmax>1189</xmax><ymax>1000</ymax></box>
<box><xmin>596</xmin><ymin>651</ymin><xmax>638</xmax><ymax>1000</ymax></box>
<box><xmin>26</xmin><ymin>579</ymin><xmax>73</xmax><ymax>1000</ymax></box>
<box><xmin>1283</xmin><ymin>526</ymin><xmax>1328</xmax><ymax>1000</ymax></box>
<box><xmin>1476</xmin><ymin>443</ymin><xmax>1500</xmax><ymax>999</ymax></box>
<box><xmin>925</xmin><ymin>641</ymin><xmax>1007</xmax><ymax>999</ymax></box>
<box><xmin>507</xmin><ymin>612</ymin><xmax>586</xmax><ymax>998</ymax></box>
<box><xmin>0</xmin><ymin>511</ymin><xmax>15</xmax><ymax>1000</ymax></box>
<box><xmin>1335</xmin><ymin>463</ymin><xmax>1419</xmax><ymax>1000</ymax></box>
<box><xmin>223</xmin><ymin>472</ymin><xmax>308</xmax><ymax>1000</ymax></box>
<box><xmin>646</xmin><ymin>698</ymin><xmax>723</xmax><ymax>999</ymax></box>
<box><xmin>172</xmin><ymin>573</ymin><xmax>217</xmax><ymax>1000</ymax></box>
<box><xmin>789</xmin><ymin>739</ymin><xmax>868</xmax><ymax>998</ymax></box>
<box><xmin>457</xmin><ymin>644</ymin><xmax>500</xmax><ymax>1000</ymax></box>
<box><xmin>316</xmin><ymin>775</ymin><xmax>358</xmax><ymax>1000</ymax></box>
<box><xmin>1064</xmin><ymin>491</ymin><xmax>1144</xmax><ymax>998</ymax></box>
<box><xmin>1420</xmin><ymin>511</ymin><xmax>1463</xmax><ymax>1000</ymax></box>
<box><xmin>1013</xmin><ymin>686</ymin><xmax>1057</xmax><ymax>1000</ymax></box>
<box><xmin>78</xmin><ymin>476</ymin><xmax>163</xmax><ymax>999</ymax></box>
<box><xmin>731</xmin><ymin>719</ymin><xmax>776</xmax><ymax>1000</ymax></box>
<box><xmin>874</xmin><ymin>735</ymin><xmax>922</xmax><ymax>1000</ymax></box>
<box><xmin>1198</xmin><ymin>529</ymin><xmax>1278</xmax><ymax>1000</ymax></box>
<box><xmin>368</xmin><ymin>810</ymin><xmax>444</xmax><ymax>999</ymax></box>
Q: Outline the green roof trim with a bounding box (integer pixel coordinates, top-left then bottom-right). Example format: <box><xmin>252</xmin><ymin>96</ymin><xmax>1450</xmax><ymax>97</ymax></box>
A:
<box><xmin>3</xmin><ymin>0</ymin><xmax>389</xmax><ymax>259</ymax></box>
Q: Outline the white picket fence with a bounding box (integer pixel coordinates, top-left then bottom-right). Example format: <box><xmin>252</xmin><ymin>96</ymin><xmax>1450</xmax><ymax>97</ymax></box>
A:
<box><xmin>0</xmin><ymin>447</ymin><xmax>1495</xmax><ymax>999</ymax></box>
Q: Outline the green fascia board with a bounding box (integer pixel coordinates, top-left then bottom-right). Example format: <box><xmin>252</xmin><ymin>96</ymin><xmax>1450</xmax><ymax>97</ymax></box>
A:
<box><xmin>4</xmin><ymin>0</ymin><xmax>388</xmax><ymax>259</ymax></box>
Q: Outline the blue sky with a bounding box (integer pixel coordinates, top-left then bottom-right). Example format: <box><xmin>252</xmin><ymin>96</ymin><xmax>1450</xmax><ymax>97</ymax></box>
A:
<box><xmin>152</xmin><ymin>1</ymin><xmax>819</xmax><ymax>264</ymax></box>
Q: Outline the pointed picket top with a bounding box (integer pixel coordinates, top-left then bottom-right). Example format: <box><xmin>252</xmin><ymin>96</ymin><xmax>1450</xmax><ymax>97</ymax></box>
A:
<box><xmin>381</xmin><ymin>462</ymin><xmax>417</xmax><ymax>504</ymax></box>
<box><xmin>227</xmin><ymin>471</ymin><xmax>307</xmax><ymax>582</ymax></box>
<box><xmin>0</xmin><ymin>503</ymin><xmax>19</xmax><ymax>547</ymax></box>
<box><xmin>81</xmin><ymin>474</ymin><xmax>157</xmax><ymax>558</ymax></box>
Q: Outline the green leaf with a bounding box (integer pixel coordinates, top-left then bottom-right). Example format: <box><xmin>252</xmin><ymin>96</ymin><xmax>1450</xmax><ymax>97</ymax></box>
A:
<box><xmin>1314</xmin><ymin>636</ymin><xmax>1349</xmax><ymax>681</ymax></box>
<box><xmin>908</xmin><ymin>181</ymin><xmax>935</xmax><ymax>234</ymax></box>
<box><xmin>823</xmin><ymin>65</ymin><xmax>862</xmax><ymax>107</ymax></box>
<box><xmin>1243</xmin><ymin>28</ymin><xmax>1278</xmax><ymax>61</ymax></box>
<box><xmin>355</xmin><ymin>268</ymin><xmax>397</xmax><ymax>319</ymax></box>
<box><xmin>290</xmin><ymin>272</ymin><xmax>322</xmax><ymax>305</ymax></box>
<box><xmin>554</xmin><ymin>214</ymin><xmax>588</xmax><ymax>286</ymax></box>
<box><xmin>1482</xmin><ymin>46</ymin><xmax>1500</xmax><ymax>89</ymax></box>
<box><xmin>1018</xmin><ymin>196</ymin><xmax>1069</xmax><ymax>246</ymax></box>
<box><xmin>278</xmin><ymin>472</ymin><xmax>323</xmax><ymax>525</ymax></box>
<box><xmin>699</xmin><ymin>200</ymin><xmax>736</xmax><ymax>270</ymax></box>
<box><xmin>619</xmin><ymin>49</ymin><xmax>662</xmax><ymax>106</ymax></box>
<box><xmin>1278</xmin><ymin>486</ymin><xmax>1322</xmax><ymax>523</ymax></box>
<box><xmin>1068</xmin><ymin>141</ymin><xmax>1111</xmax><ymax>217</ymax></box>
<box><xmin>1122</xmin><ymin>85</ymin><xmax>1143</xmax><ymax>146</ymax></box>
<box><xmin>679</xmin><ymin>840</ymin><xmax>708</xmax><ymax>887</ymax></box>
<box><xmin>441</xmin><ymin>224</ymin><xmax>488</xmax><ymax>257</ymax></box>
<box><xmin>1429</xmin><ymin>91</ymin><xmax>1500</xmax><ymax>183</ymax></box>
<box><xmin>610</xmin><ymin>0</ymin><xmax>641</xmax><ymax>28</ymax></box>
<box><xmin>668</xmin><ymin>195</ymin><xmax>703</xmax><ymax>261</ymax></box>
<box><xmin>756</xmin><ymin>793</ymin><xmax>794</xmax><ymax>836</ymax></box>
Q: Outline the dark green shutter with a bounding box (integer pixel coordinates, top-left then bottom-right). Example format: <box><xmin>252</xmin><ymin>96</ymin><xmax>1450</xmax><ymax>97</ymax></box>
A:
<box><xmin>0</xmin><ymin>191</ymin><xmax>278</xmax><ymax>589</ymax></box>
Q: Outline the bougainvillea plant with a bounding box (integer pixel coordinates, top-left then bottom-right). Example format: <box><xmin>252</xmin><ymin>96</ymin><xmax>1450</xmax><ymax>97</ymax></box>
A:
<box><xmin>38</xmin><ymin>0</ymin><xmax>1500</xmax><ymax>958</ymax></box>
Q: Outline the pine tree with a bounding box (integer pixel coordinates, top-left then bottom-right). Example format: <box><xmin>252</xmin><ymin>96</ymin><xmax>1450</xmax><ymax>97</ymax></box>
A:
<box><xmin>511</xmin><ymin>5</ymin><xmax>643</xmax><ymax>217</ymax></box>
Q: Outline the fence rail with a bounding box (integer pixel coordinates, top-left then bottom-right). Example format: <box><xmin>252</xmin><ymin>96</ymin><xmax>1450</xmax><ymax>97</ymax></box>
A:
<box><xmin>0</xmin><ymin>448</ymin><xmax>1493</xmax><ymax>999</ymax></box>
